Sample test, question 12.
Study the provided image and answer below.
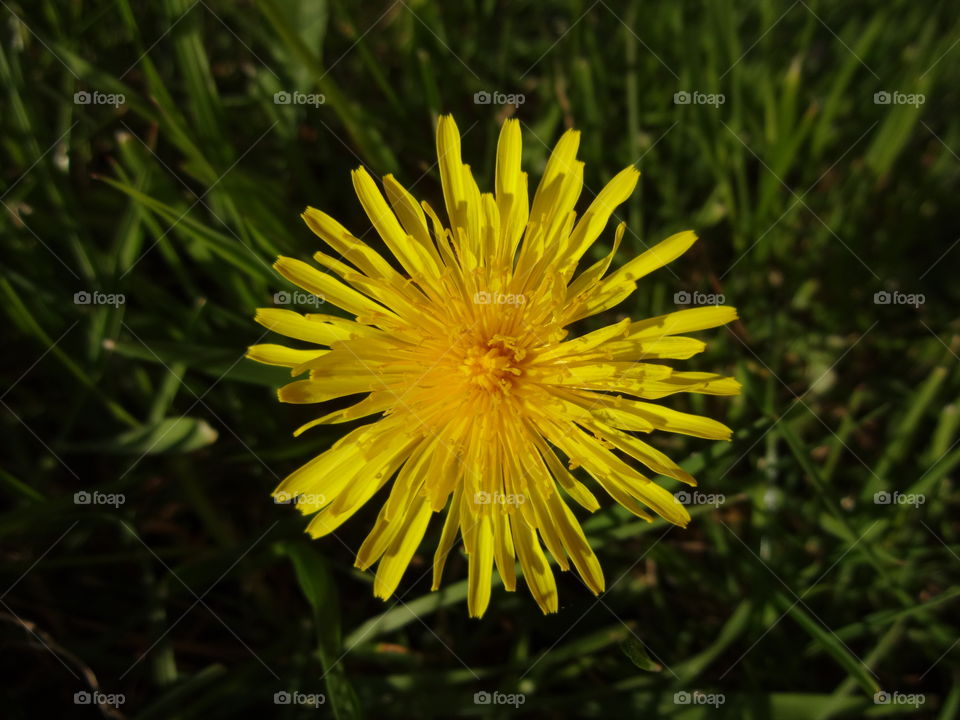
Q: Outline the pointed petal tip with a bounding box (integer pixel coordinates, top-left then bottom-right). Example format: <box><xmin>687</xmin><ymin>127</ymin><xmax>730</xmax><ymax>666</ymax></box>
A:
<box><xmin>538</xmin><ymin>600</ymin><xmax>559</xmax><ymax>615</ymax></box>
<box><xmin>583</xmin><ymin>574</ymin><xmax>605</xmax><ymax>596</ymax></box>
<box><xmin>437</xmin><ymin>113</ymin><xmax>457</xmax><ymax>133</ymax></box>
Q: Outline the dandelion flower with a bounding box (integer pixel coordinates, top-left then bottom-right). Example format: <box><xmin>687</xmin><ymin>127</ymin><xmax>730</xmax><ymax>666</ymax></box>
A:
<box><xmin>248</xmin><ymin>115</ymin><xmax>740</xmax><ymax>618</ymax></box>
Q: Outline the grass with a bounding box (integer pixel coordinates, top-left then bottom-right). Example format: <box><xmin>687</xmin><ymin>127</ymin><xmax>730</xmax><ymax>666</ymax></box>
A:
<box><xmin>1</xmin><ymin>0</ymin><xmax>959</xmax><ymax>717</ymax></box>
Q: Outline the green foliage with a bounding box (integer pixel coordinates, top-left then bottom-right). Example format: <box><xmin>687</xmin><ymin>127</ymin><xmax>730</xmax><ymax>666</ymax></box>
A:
<box><xmin>1</xmin><ymin>0</ymin><xmax>958</xmax><ymax>717</ymax></box>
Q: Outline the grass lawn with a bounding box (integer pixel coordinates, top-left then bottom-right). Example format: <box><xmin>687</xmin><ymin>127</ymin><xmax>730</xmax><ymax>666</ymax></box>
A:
<box><xmin>1</xmin><ymin>1</ymin><xmax>959</xmax><ymax>717</ymax></box>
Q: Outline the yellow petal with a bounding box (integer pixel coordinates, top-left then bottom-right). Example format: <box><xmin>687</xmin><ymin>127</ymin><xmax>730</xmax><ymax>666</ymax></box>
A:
<box><xmin>274</xmin><ymin>419</ymin><xmax>407</xmax><ymax>510</ymax></box>
<box><xmin>304</xmin><ymin>435</ymin><xmax>414</xmax><ymax>533</ymax></box>
<box><xmin>529</xmin><ymin>129</ymin><xmax>581</xmax><ymax>233</ymax></box>
<box><xmin>301</xmin><ymin>207</ymin><xmax>399</xmax><ymax>282</ymax></box>
<box><xmin>245</xmin><ymin>344</ymin><xmax>327</xmax><ymax>369</ymax></box>
<box><xmin>573</xmin><ymin>231</ymin><xmax>700</xmax><ymax>319</ymax></box>
<box><xmin>628</xmin><ymin>305</ymin><xmax>739</xmax><ymax>338</ymax></box>
<box><xmin>590</xmin><ymin>421</ymin><xmax>697</xmax><ymax>486</ymax></box>
<box><xmin>542</xmin><ymin>420</ymin><xmax>690</xmax><ymax>527</ymax></box>
<box><xmin>277</xmin><ymin>375</ymin><xmax>393</xmax><ymax>404</ymax></box>
<box><xmin>524</xmin><ymin>482</ymin><xmax>570</xmax><ymax>571</ymax></box>
<box><xmin>565</xmin><ymin>221</ymin><xmax>625</xmax><ymax>300</ymax></box>
<box><xmin>372</xmin><ymin>496</ymin><xmax>433</xmax><ymax>599</ymax></box>
<box><xmin>597</xmin><ymin>400</ymin><xmax>733</xmax><ymax>440</ymax></box>
<box><xmin>636</xmin><ymin>372</ymin><xmax>742</xmax><ymax>399</ymax></box>
<box><xmin>492</xmin><ymin>509</ymin><xmax>516</xmax><ymax>592</ymax></box>
<box><xmin>562</xmin><ymin>165</ymin><xmax>639</xmax><ymax>272</ymax></box>
<box><xmin>352</xmin><ymin>167</ymin><xmax>441</xmax><ymax>281</ymax></box>
<box><xmin>598</xmin><ymin>336</ymin><xmax>707</xmax><ymax>361</ymax></box>
<box><xmin>432</xmin><ymin>487</ymin><xmax>463</xmax><ymax>590</ymax></box>
<box><xmin>467</xmin><ymin>513</ymin><xmax>495</xmax><ymax>618</ymax></box>
<box><xmin>292</xmin><ymin>392</ymin><xmax>395</xmax><ymax>436</ymax></box>
<box><xmin>494</xmin><ymin>118</ymin><xmax>527</xmax><ymax>261</ymax></box>
<box><xmin>545</xmin><ymin>489</ymin><xmax>604</xmax><ymax>594</ymax></box>
<box><xmin>512</xmin><ymin>514</ymin><xmax>558</xmax><ymax>614</ymax></box>
<box><xmin>382</xmin><ymin>174</ymin><xmax>443</xmax><ymax>267</ymax></box>
<box><xmin>614</xmin><ymin>230</ymin><xmax>699</xmax><ymax>285</ymax></box>
<box><xmin>436</xmin><ymin>115</ymin><xmax>469</xmax><ymax>234</ymax></box>
<box><xmin>535</xmin><ymin>318</ymin><xmax>630</xmax><ymax>362</ymax></box>
<box><xmin>254</xmin><ymin>308</ymin><xmax>374</xmax><ymax>345</ymax></box>
<box><xmin>274</xmin><ymin>256</ymin><xmax>397</xmax><ymax>322</ymax></box>
<box><xmin>530</xmin><ymin>431</ymin><xmax>600</xmax><ymax>512</ymax></box>
<box><xmin>384</xmin><ymin>433</ymin><xmax>439</xmax><ymax>521</ymax></box>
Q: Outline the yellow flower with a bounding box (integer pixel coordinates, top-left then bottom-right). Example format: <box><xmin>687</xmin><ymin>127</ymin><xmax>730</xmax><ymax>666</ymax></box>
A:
<box><xmin>248</xmin><ymin>115</ymin><xmax>740</xmax><ymax>618</ymax></box>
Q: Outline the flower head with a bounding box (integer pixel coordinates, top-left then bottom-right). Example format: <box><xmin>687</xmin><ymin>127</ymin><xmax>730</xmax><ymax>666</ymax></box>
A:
<box><xmin>248</xmin><ymin>115</ymin><xmax>740</xmax><ymax>617</ymax></box>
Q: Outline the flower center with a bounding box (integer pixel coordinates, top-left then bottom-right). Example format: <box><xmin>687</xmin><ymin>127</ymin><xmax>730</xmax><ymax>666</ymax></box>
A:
<box><xmin>458</xmin><ymin>336</ymin><xmax>525</xmax><ymax>395</ymax></box>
